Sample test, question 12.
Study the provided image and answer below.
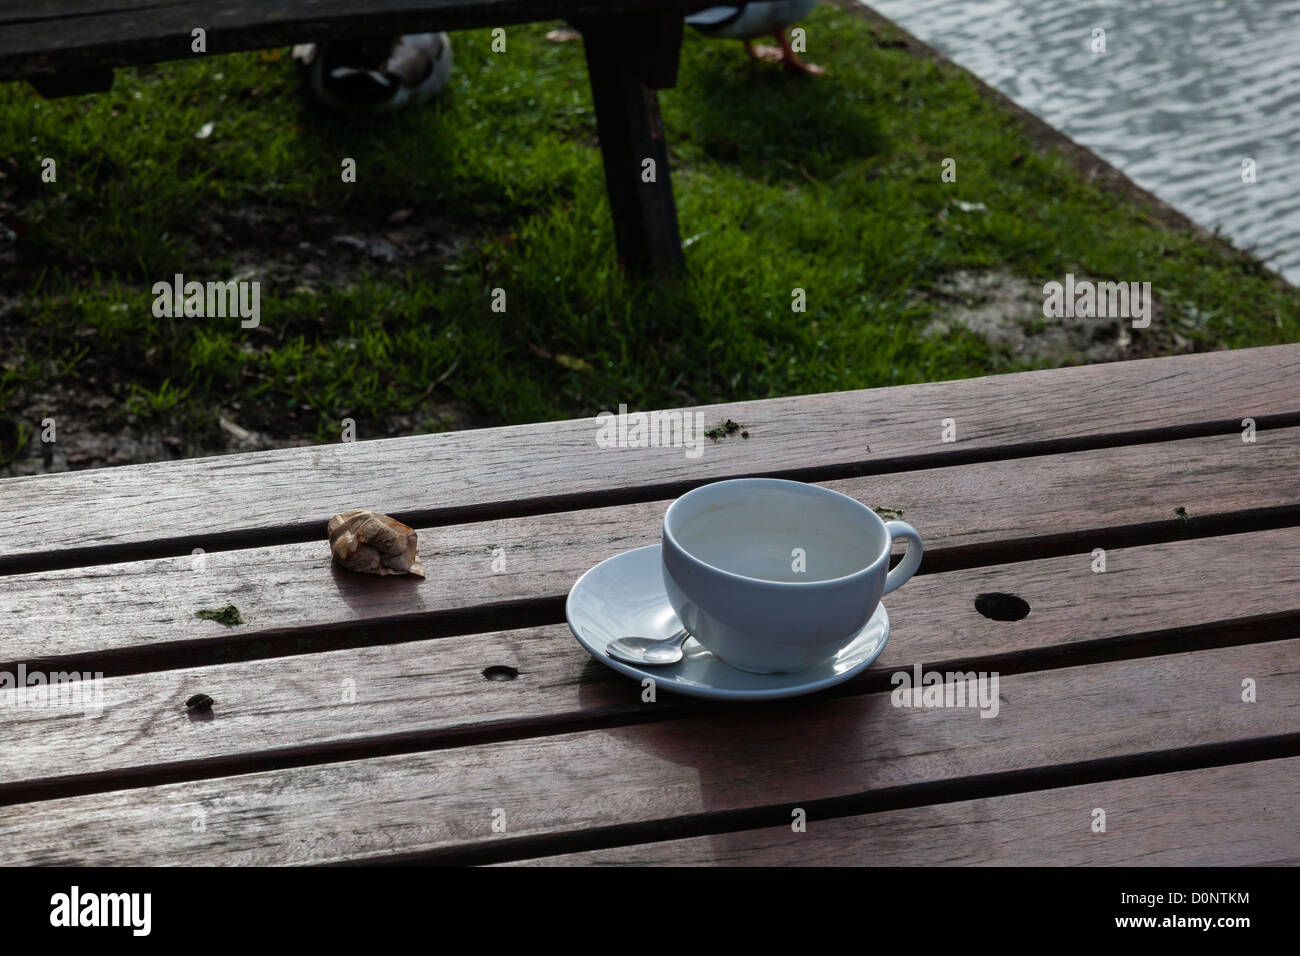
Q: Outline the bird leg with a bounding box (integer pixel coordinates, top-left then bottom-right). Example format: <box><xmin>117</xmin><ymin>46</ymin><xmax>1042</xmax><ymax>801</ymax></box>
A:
<box><xmin>744</xmin><ymin>39</ymin><xmax>784</xmax><ymax>64</ymax></box>
<box><xmin>774</xmin><ymin>27</ymin><xmax>825</xmax><ymax>75</ymax></box>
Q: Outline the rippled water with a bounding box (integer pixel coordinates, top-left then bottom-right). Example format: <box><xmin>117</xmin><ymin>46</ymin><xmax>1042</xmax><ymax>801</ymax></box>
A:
<box><xmin>864</xmin><ymin>0</ymin><xmax>1300</xmax><ymax>282</ymax></box>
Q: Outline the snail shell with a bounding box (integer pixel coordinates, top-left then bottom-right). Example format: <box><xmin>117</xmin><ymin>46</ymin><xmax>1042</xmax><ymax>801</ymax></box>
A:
<box><xmin>327</xmin><ymin>509</ymin><xmax>425</xmax><ymax>577</ymax></box>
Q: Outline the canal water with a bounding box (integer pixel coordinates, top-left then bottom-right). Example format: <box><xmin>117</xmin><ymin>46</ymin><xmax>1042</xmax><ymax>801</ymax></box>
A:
<box><xmin>864</xmin><ymin>0</ymin><xmax>1300</xmax><ymax>283</ymax></box>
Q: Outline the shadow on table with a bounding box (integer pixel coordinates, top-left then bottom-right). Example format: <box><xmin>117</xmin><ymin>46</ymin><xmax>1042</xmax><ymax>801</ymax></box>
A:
<box><xmin>576</xmin><ymin>666</ymin><xmax>897</xmax><ymax>861</ymax></box>
<box><xmin>327</xmin><ymin>563</ymin><xmax>432</xmax><ymax>630</ymax></box>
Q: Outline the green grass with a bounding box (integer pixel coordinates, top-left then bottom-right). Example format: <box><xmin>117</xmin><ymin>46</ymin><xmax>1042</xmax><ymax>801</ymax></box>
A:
<box><xmin>0</xmin><ymin>8</ymin><xmax>1297</xmax><ymax>466</ymax></box>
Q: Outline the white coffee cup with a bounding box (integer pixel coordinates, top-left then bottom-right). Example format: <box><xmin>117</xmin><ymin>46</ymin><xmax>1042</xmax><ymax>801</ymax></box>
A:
<box><xmin>661</xmin><ymin>478</ymin><xmax>922</xmax><ymax>673</ymax></box>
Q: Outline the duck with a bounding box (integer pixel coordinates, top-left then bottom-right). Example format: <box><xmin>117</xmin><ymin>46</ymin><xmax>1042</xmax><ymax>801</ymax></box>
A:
<box><xmin>685</xmin><ymin>1</ymin><xmax>824</xmax><ymax>74</ymax></box>
<box><xmin>291</xmin><ymin>33</ymin><xmax>453</xmax><ymax>113</ymax></box>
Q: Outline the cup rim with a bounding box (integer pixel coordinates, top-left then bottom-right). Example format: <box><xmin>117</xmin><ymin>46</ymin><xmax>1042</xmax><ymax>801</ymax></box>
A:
<box><xmin>662</xmin><ymin>477</ymin><xmax>891</xmax><ymax>588</ymax></box>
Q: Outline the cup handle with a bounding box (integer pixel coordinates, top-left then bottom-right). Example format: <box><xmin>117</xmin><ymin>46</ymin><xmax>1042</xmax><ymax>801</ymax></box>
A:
<box><xmin>882</xmin><ymin>520</ymin><xmax>923</xmax><ymax>596</ymax></box>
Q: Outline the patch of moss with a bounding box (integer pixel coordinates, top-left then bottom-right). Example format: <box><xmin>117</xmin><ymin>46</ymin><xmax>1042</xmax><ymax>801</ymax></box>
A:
<box><xmin>705</xmin><ymin>419</ymin><xmax>746</xmax><ymax>442</ymax></box>
<box><xmin>195</xmin><ymin>604</ymin><xmax>243</xmax><ymax>626</ymax></box>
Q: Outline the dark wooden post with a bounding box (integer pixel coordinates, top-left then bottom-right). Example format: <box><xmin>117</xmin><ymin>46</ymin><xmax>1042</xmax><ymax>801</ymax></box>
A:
<box><xmin>575</xmin><ymin>9</ymin><xmax>686</xmax><ymax>276</ymax></box>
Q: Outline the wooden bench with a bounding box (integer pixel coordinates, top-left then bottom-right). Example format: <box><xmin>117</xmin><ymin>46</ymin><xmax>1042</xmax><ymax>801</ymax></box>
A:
<box><xmin>0</xmin><ymin>0</ymin><xmax>714</xmax><ymax>274</ymax></box>
<box><xmin>1</xmin><ymin>344</ymin><xmax>1298</xmax><ymax>864</ymax></box>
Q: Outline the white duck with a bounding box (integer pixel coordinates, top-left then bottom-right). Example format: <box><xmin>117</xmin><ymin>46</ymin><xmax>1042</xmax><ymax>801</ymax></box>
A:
<box><xmin>685</xmin><ymin>0</ymin><xmax>824</xmax><ymax>74</ymax></box>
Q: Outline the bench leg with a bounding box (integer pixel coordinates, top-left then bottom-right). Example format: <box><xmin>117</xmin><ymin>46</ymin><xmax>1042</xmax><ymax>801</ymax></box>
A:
<box><xmin>577</xmin><ymin>12</ymin><xmax>686</xmax><ymax>276</ymax></box>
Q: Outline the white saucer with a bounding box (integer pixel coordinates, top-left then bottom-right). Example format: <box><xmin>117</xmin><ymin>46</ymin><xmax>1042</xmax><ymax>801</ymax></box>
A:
<box><xmin>566</xmin><ymin>545</ymin><xmax>889</xmax><ymax>701</ymax></box>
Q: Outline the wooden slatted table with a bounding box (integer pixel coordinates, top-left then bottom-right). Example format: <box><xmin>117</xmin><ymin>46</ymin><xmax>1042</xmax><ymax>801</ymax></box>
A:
<box><xmin>1</xmin><ymin>343</ymin><xmax>1299</xmax><ymax>865</ymax></box>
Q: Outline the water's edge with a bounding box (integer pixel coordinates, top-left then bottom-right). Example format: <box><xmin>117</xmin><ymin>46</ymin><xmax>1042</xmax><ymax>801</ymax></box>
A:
<box><xmin>859</xmin><ymin>0</ymin><xmax>1297</xmax><ymax>285</ymax></box>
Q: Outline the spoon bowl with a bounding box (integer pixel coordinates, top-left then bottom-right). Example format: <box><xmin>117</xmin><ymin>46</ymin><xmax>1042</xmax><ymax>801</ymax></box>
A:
<box><xmin>606</xmin><ymin>628</ymin><xmax>690</xmax><ymax>666</ymax></box>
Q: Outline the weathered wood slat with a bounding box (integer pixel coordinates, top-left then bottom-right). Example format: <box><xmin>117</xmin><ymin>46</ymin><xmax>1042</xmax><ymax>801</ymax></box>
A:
<box><xmin>2</xmin><ymin>345</ymin><xmax>1298</xmax><ymax>573</ymax></box>
<box><xmin>0</xmin><ymin>0</ymin><xmax>707</xmax><ymax>79</ymax></box>
<box><xmin>4</xmin><ymin>527</ymin><xmax>1300</xmax><ymax>802</ymax></box>
<box><xmin>1</xmin><ymin>639</ymin><xmax>1295</xmax><ymax>865</ymax></box>
<box><xmin>500</xmin><ymin>756</ymin><xmax>1300</xmax><ymax>865</ymax></box>
<box><xmin>3</xmin><ymin>429</ymin><xmax>1297</xmax><ymax>669</ymax></box>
